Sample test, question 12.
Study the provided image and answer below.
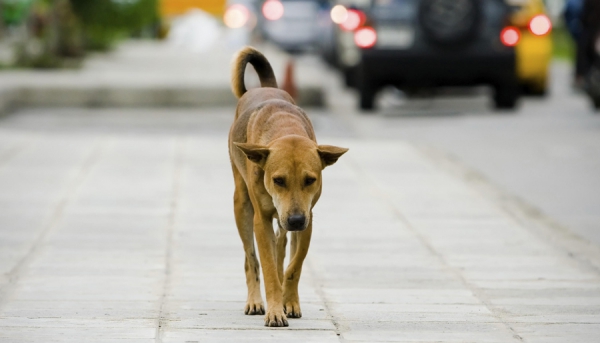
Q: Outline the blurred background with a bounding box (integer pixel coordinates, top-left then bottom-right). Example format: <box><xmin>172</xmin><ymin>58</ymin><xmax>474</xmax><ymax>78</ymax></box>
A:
<box><xmin>0</xmin><ymin>0</ymin><xmax>598</xmax><ymax>108</ymax></box>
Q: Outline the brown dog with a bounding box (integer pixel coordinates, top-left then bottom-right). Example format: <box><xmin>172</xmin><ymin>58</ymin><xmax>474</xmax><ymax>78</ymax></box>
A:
<box><xmin>228</xmin><ymin>47</ymin><xmax>348</xmax><ymax>327</ymax></box>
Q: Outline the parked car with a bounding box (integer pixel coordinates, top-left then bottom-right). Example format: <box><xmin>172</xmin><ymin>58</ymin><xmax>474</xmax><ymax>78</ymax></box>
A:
<box><xmin>507</xmin><ymin>0</ymin><xmax>553</xmax><ymax>96</ymax></box>
<box><xmin>332</xmin><ymin>0</ymin><xmax>521</xmax><ymax>110</ymax></box>
<box><xmin>584</xmin><ymin>28</ymin><xmax>600</xmax><ymax>110</ymax></box>
<box><xmin>258</xmin><ymin>0</ymin><xmax>330</xmax><ymax>53</ymax></box>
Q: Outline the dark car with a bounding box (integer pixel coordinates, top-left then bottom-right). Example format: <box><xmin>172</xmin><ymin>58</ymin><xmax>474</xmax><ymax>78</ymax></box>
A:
<box><xmin>334</xmin><ymin>0</ymin><xmax>520</xmax><ymax>110</ymax></box>
<box><xmin>585</xmin><ymin>30</ymin><xmax>600</xmax><ymax>110</ymax></box>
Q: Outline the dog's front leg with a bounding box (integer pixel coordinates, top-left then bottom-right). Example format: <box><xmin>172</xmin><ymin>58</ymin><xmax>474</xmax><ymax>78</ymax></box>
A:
<box><xmin>254</xmin><ymin>213</ymin><xmax>288</xmax><ymax>327</ymax></box>
<box><xmin>283</xmin><ymin>222</ymin><xmax>312</xmax><ymax>318</ymax></box>
<box><xmin>276</xmin><ymin>226</ymin><xmax>287</xmax><ymax>284</ymax></box>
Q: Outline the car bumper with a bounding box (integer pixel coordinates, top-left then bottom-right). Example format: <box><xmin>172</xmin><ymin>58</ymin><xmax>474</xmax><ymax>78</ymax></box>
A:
<box><xmin>359</xmin><ymin>49</ymin><xmax>517</xmax><ymax>87</ymax></box>
<box><xmin>516</xmin><ymin>32</ymin><xmax>552</xmax><ymax>85</ymax></box>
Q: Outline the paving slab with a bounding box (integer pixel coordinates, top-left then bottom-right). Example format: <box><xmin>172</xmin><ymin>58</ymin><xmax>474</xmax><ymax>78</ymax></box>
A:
<box><xmin>0</xmin><ymin>110</ymin><xmax>599</xmax><ymax>342</ymax></box>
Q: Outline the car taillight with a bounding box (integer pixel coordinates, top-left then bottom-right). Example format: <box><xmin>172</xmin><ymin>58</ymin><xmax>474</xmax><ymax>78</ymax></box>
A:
<box><xmin>354</xmin><ymin>27</ymin><xmax>377</xmax><ymax>48</ymax></box>
<box><xmin>500</xmin><ymin>27</ymin><xmax>520</xmax><ymax>47</ymax></box>
<box><xmin>263</xmin><ymin>0</ymin><xmax>284</xmax><ymax>21</ymax></box>
<box><xmin>529</xmin><ymin>14</ymin><xmax>551</xmax><ymax>36</ymax></box>
<box><xmin>340</xmin><ymin>9</ymin><xmax>366</xmax><ymax>31</ymax></box>
<box><xmin>330</xmin><ymin>5</ymin><xmax>348</xmax><ymax>24</ymax></box>
<box><xmin>224</xmin><ymin>4</ymin><xmax>250</xmax><ymax>28</ymax></box>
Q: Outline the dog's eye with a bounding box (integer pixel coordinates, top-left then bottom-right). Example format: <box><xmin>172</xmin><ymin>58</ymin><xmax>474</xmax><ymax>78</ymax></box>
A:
<box><xmin>273</xmin><ymin>177</ymin><xmax>286</xmax><ymax>187</ymax></box>
<box><xmin>305</xmin><ymin>177</ymin><xmax>316</xmax><ymax>186</ymax></box>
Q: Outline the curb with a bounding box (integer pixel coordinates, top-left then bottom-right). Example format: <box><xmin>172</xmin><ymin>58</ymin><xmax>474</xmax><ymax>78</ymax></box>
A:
<box><xmin>0</xmin><ymin>85</ymin><xmax>325</xmax><ymax>115</ymax></box>
<box><xmin>0</xmin><ymin>88</ymin><xmax>16</xmax><ymax>117</ymax></box>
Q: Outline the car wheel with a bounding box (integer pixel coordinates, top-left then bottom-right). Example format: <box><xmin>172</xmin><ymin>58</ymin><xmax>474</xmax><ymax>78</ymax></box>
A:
<box><xmin>344</xmin><ymin>68</ymin><xmax>357</xmax><ymax>89</ymax></box>
<box><xmin>521</xmin><ymin>83</ymin><xmax>548</xmax><ymax>97</ymax></box>
<box><xmin>593</xmin><ymin>97</ymin><xmax>600</xmax><ymax>111</ymax></box>
<box><xmin>586</xmin><ymin>65</ymin><xmax>600</xmax><ymax>111</ymax></box>
<box><xmin>359</xmin><ymin>81</ymin><xmax>377</xmax><ymax>111</ymax></box>
<box><xmin>493</xmin><ymin>85</ymin><xmax>519</xmax><ymax>110</ymax></box>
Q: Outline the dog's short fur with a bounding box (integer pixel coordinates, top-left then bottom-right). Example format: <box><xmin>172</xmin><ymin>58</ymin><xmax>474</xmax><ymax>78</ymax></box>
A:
<box><xmin>229</xmin><ymin>47</ymin><xmax>348</xmax><ymax>327</ymax></box>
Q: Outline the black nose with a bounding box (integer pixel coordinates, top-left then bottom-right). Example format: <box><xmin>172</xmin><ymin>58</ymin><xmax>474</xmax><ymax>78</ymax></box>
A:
<box><xmin>287</xmin><ymin>214</ymin><xmax>306</xmax><ymax>231</ymax></box>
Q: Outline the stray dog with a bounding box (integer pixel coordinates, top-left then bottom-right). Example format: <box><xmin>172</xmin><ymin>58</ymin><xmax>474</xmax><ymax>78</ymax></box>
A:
<box><xmin>228</xmin><ymin>47</ymin><xmax>348</xmax><ymax>327</ymax></box>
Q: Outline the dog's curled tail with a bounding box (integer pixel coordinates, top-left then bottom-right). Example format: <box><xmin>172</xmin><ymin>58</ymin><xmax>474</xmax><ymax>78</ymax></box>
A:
<box><xmin>231</xmin><ymin>47</ymin><xmax>278</xmax><ymax>98</ymax></box>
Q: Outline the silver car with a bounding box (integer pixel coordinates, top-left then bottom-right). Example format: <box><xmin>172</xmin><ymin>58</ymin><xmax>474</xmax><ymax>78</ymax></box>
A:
<box><xmin>260</xmin><ymin>0</ymin><xmax>328</xmax><ymax>53</ymax></box>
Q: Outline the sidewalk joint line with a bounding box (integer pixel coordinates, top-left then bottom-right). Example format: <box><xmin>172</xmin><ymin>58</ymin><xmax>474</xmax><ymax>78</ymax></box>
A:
<box><xmin>417</xmin><ymin>144</ymin><xmax>600</xmax><ymax>275</ymax></box>
<box><xmin>0</xmin><ymin>139</ymin><xmax>106</xmax><ymax>309</ymax></box>
<box><xmin>305</xmin><ymin>258</ymin><xmax>347</xmax><ymax>342</ymax></box>
<box><xmin>345</xmin><ymin>155</ymin><xmax>525</xmax><ymax>343</ymax></box>
<box><xmin>155</xmin><ymin>137</ymin><xmax>186</xmax><ymax>343</ymax></box>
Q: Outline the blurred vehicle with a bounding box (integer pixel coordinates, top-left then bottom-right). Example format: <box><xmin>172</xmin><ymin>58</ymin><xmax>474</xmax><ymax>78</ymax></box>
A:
<box><xmin>507</xmin><ymin>0</ymin><xmax>553</xmax><ymax>96</ymax></box>
<box><xmin>331</xmin><ymin>0</ymin><xmax>521</xmax><ymax>110</ymax></box>
<box><xmin>584</xmin><ymin>21</ymin><xmax>600</xmax><ymax>110</ymax></box>
<box><xmin>259</xmin><ymin>0</ymin><xmax>330</xmax><ymax>53</ymax></box>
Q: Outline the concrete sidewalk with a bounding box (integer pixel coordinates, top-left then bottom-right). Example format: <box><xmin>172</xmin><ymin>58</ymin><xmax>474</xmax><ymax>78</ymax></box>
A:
<box><xmin>0</xmin><ymin>40</ymin><xmax>324</xmax><ymax>113</ymax></box>
<box><xmin>0</xmin><ymin>110</ymin><xmax>599</xmax><ymax>342</ymax></box>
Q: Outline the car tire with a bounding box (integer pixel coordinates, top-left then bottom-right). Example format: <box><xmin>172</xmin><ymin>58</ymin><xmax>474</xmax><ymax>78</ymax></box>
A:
<box><xmin>593</xmin><ymin>97</ymin><xmax>600</xmax><ymax>111</ymax></box>
<box><xmin>493</xmin><ymin>84</ymin><xmax>519</xmax><ymax>110</ymax></box>
<box><xmin>586</xmin><ymin>65</ymin><xmax>600</xmax><ymax>111</ymax></box>
<box><xmin>344</xmin><ymin>67</ymin><xmax>358</xmax><ymax>89</ymax></box>
<box><xmin>521</xmin><ymin>83</ymin><xmax>548</xmax><ymax>97</ymax></box>
<box><xmin>359</xmin><ymin>86</ymin><xmax>376</xmax><ymax>111</ymax></box>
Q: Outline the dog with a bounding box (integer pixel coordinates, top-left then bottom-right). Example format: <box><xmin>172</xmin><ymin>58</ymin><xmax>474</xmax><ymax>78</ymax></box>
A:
<box><xmin>228</xmin><ymin>47</ymin><xmax>348</xmax><ymax>327</ymax></box>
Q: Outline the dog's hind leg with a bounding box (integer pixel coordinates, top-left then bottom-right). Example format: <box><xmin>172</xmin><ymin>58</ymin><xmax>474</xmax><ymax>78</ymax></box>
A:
<box><xmin>275</xmin><ymin>226</ymin><xmax>287</xmax><ymax>285</ymax></box>
<box><xmin>233</xmin><ymin>171</ymin><xmax>264</xmax><ymax>315</ymax></box>
<box><xmin>282</xmin><ymin>221</ymin><xmax>313</xmax><ymax>318</ymax></box>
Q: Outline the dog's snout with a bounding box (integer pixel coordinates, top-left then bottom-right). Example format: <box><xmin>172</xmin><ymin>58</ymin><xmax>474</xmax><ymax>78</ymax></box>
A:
<box><xmin>287</xmin><ymin>214</ymin><xmax>306</xmax><ymax>231</ymax></box>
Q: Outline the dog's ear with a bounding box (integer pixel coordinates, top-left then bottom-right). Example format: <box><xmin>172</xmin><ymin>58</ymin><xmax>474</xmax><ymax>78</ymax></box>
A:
<box><xmin>317</xmin><ymin>145</ymin><xmax>348</xmax><ymax>168</ymax></box>
<box><xmin>234</xmin><ymin>143</ymin><xmax>270</xmax><ymax>167</ymax></box>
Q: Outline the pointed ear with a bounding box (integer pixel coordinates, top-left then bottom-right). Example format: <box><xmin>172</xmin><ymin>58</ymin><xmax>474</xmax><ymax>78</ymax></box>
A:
<box><xmin>317</xmin><ymin>145</ymin><xmax>348</xmax><ymax>168</ymax></box>
<box><xmin>234</xmin><ymin>142</ymin><xmax>270</xmax><ymax>167</ymax></box>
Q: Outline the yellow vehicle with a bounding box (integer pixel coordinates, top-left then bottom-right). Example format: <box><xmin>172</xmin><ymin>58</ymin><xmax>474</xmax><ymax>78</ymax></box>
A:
<box><xmin>160</xmin><ymin>0</ymin><xmax>226</xmax><ymax>18</ymax></box>
<box><xmin>508</xmin><ymin>0</ymin><xmax>553</xmax><ymax>95</ymax></box>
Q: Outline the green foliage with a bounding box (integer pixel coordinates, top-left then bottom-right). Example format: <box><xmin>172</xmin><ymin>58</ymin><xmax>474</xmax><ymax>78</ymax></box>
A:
<box><xmin>9</xmin><ymin>0</ymin><xmax>159</xmax><ymax>68</ymax></box>
<box><xmin>69</xmin><ymin>0</ymin><xmax>158</xmax><ymax>50</ymax></box>
<box><xmin>553</xmin><ymin>26</ymin><xmax>576</xmax><ymax>61</ymax></box>
<box><xmin>2</xmin><ymin>0</ymin><xmax>35</xmax><ymax>25</ymax></box>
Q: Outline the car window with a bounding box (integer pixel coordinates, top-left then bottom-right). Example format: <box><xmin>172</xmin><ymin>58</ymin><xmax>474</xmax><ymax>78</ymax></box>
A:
<box><xmin>372</xmin><ymin>0</ymin><xmax>407</xmax><ymax>7</ymax></box>
<box><xmin>371</xmin><ymin>0</ymin><xmax>413</xmax><ymax>19</ymax></box>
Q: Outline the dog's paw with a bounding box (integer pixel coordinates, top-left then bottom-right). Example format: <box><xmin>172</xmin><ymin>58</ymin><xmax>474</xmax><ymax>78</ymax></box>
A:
<box><xmin>244</xmin><ymin>301</ymin><xmax>265</xmax><ymax>315</ymax></box>
<box><xmin>284</xmin><ymin>300</ymin><xmax>302</xmax><ymax>318</ymax></box>
<box><xmin>264</xmin><ymin>308</ymin><xmax>289</xmax><ymax>327</ymax></box>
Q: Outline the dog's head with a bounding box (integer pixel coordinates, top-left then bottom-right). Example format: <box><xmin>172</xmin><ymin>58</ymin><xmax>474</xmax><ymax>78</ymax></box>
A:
<box><xmin>235</xmin><ymin>135</ymin><xmax>347</xmax><ymax>231</ymax></box>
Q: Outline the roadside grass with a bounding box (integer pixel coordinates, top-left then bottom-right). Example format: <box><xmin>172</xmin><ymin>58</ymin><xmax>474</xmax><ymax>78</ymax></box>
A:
<box><xmin>553</xmin><ymin>26</ymin><xmax>576</xmax><ymax>61</ymax></box>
